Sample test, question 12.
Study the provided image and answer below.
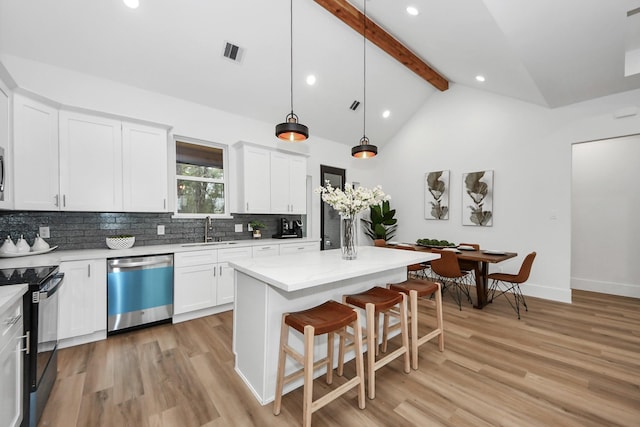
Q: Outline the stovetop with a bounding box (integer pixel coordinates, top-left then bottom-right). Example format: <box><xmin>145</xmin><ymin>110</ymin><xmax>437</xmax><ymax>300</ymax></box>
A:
<box><xmin>0</xmin><ymin>265</ymin><xmax>59</xmax><ymax>287</ymax></box>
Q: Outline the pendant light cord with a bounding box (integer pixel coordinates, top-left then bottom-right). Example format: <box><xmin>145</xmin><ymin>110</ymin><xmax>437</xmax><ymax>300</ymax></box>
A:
<box><xmin>289</xmin><ymin>0</ymin><xmax>294</xmax><ymax>115</ymax></box>
<box><xmin>362</xmin><ymin>0</ymin><xmax>367</xmax><ymax>139</ymax></box>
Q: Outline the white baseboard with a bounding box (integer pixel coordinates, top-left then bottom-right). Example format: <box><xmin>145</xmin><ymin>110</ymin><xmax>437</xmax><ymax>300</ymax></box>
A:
<box><xmin>467</xmin><ymin>281</ymin><xmax>572</xmax><ymax>303</ymax></box>
<box><xmin>59</xmin><ymin>330</ymin><xmax>106</xmax><ymax>349</ymax></box>
<box><xmin>571</xmin><ymin>277</ymin><xmax>640</xmax><ymax>299</ymax></box>
<box><xmin>172</xmin><ymin>303</ymin><xmax>233</xmax><ymax>324</ymax></box>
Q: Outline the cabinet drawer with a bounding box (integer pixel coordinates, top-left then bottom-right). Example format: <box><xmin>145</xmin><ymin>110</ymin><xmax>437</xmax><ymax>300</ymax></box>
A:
<box><xmin>279</xmin><ymin>242</ymin><xmax>319</xmax><ymax>254</ymax></box>
<box><xmin>1</xmin><ymin>298</ymin><xmax>22</xmax><ymax>349</ymax></box>
<box><xmin>175</xmin><ymin>250</ymin><xmax>218</xmax><ymax>267</ymax></box>
<box><xmin>218</xmin><ymin>246</ymin><xmax>252</xmax><ymax>262</ymax></box>
<box><xmin>252</xmin><ymin>245</ymin><xmax>280</xmax><ymax>258</ymax></box>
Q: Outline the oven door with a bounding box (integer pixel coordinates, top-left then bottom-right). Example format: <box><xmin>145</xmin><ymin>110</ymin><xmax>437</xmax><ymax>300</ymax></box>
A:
<box><xmin>35</xmin><ymin>273</ymin><xmax>63</xmax><ymax>387</ymax></box>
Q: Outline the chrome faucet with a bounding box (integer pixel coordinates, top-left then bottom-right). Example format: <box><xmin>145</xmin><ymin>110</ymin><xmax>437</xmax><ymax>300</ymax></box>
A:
<box><xmin>204</xmin><ymin>216</ymin><xmax>214</xmax><ymax>242</ymax></box>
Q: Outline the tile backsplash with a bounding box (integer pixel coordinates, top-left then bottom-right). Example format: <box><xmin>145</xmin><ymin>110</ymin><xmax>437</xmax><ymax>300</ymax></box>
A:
<box><xmin>0</xmin><ymin>211</ymin><xmax>304</xmax><ymax>250</ymax></box>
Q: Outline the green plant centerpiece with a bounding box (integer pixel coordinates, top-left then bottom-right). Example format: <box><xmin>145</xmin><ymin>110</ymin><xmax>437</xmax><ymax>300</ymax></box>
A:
<box><xmin>362</xmin><ymin>200</ymin><xmax>398</xmax><ymax>242</ymax></box>
<box><xmin>249</xmin><ymin>220</ymin><xmax>266</xmax><ymax>239</ymax></box>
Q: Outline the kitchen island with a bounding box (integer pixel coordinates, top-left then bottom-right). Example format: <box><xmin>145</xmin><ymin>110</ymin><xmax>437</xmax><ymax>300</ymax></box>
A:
<box><xmin>229</xmin><ymin>246</ymin><xmax>439</xmax><ymax>404</ymax></box>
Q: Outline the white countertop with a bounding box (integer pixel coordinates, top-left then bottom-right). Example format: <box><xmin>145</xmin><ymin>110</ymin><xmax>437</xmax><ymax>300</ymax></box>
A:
<box><xmin>0</xmin><ymin>284</ymin><xmax>28</xmax><ymax>314</ymax></box>
<box><xmin>0</xmin><ymin>238</ymin><xmax>320</xmax><ymax>269</ymax></box>
<box><xmin>229</xmin><ymin>246</ymin><xmax>439</xmax><ymax>292</ymax></box>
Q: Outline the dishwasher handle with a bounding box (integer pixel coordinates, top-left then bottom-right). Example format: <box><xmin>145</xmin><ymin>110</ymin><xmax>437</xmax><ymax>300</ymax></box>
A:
<box><xmin>113</xmin><ymin>260</ymin><xmax>167</xmax><ymax>269</ymax></box>
<box><xmin>108</xmin><ymin>254</ymin><xmax>174</xmax><ymax>272</ymax></box>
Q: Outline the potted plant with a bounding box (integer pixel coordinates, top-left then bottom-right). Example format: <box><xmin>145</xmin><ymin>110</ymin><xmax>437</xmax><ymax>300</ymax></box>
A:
<box><xmin>362</xmin><ymin>200</ymin><xmax>397</xmax><ymax>242</ymax></box>
<box><xmin>249</xmin><ymin>221</ymin><xmax>266</xmax><ymax>239</ymax></box>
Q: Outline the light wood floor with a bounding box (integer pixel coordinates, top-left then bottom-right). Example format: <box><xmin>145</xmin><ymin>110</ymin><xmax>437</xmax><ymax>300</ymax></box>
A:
<box><xmin>39</xmin><ymin>289</ymin><xmax>640</xmax><ymax>427</ymax></box>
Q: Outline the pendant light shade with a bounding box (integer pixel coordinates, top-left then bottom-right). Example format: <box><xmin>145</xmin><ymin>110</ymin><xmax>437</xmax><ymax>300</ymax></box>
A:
<box><xmin>351</xmin><ymin>0</ymin><xmax>377</xmax><ymax>158</ymax></box>
<box><xmin>276</xmin><ymin>113</ymin><xmax>309</xmax><ymax>142</ymax></box>
<box><xmin>276</xmin><ymin>0</ymin><xmax>308</xmax><ymax>142</ymax></box>
<box><xmin>351</xmin><ymin>136</ymin><xmax>378</xmax><ymax>158</ymax></box>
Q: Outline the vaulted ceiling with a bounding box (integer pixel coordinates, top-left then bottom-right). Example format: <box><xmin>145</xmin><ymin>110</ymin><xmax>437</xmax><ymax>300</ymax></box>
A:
<box><xmin>1</xmin><ymin>0</ymin><xmax>639</xmax><ymax>147</ymax></box>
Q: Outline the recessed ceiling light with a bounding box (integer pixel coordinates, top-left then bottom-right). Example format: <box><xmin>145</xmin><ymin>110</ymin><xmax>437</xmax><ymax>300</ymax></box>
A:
<box><xmin>382</xmin><ymin>110</ymin><xmax>391</xmax><ymax>118</ymax></box>
<box><xmin>306</xmin><ymin>75</ymin><xmax>316</xmax><ymax>86</ymax></box>
<box><xmin>406</xmin><ymin>6</ymin><xmax>419</xmax><ymax>16</ymax></box>
<box><xmin>123</xmin><ymin>0</ymin><xmax>139</xmax><ymax>9</ymax></box>
<box><xmin>475</xmin><ymin>75</ymin><xmax>486</xmax><ymax>82</ymax></box>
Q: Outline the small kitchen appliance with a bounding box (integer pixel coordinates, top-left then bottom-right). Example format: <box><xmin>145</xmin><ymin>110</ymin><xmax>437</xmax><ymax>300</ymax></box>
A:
<box><xmin>273</xmin><ymin>218</ymin><xmax>299</xmax><ymax>239</ymax></box>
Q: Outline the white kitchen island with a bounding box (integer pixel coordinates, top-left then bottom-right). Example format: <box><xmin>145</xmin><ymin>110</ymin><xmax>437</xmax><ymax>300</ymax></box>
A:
<box><xmin>229</xmin><ymin>246</ymin><xmax>439</xmax><ymax>405</ymax></box>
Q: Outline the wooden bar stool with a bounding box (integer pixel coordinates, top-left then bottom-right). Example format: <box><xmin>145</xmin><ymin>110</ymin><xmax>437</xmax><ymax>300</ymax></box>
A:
<box><xmin>273</xmin><ymin>300</ymin><xmax>366</xmax><ymax>427</ymax></box>
<box><xmin>387</xmin><ymin>279</ymin><xmax>444</xmax><ymax>370</ymax></box>
<box><xmin>340</xmin><ymin>286</ymin><xmax>410</xmax><ymax>399</ymax></box>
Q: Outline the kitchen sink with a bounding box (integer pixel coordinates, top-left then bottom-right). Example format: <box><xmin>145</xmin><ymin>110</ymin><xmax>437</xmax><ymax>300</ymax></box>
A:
<box><xmin>181</xmin><ymin>241</ymin><xmax>238</xmax><ymax>247</ymax></box>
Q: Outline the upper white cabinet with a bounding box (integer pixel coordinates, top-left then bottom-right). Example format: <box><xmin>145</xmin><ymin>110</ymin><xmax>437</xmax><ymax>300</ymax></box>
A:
<box><xmin>236</xmin><ymin>142</ymin><xmax>307</xmax><ymax>214</ymax></box>
<box><xmin>0</xmin><ymin>80</ymin><xmax>11</xmax><ymax>209</ymax></box>
<box><xmin>59</xmin><ymin>110</ymin><xmax>123</xmax><ymax>211</ymax></box>
<box><xmin>237</xmin><ymin>144</ymin><xmax>270</xmax><ymax>213</ymax></box>
<box><xmin>122</xmin><ymin>122</ymin><xmax>168</xmax><ymax>212</ymax></box>
<box><xmin>12</xmin><ymin>92</ymin><xmax>170</xmax><ymax>212</ymax></box>
<box><xmin>270</xmin><ymin>151</ymin><xmax>306</xmax><ymax>214</ymax></box>
<box><xmin>13</xmin><ymin>94</ymin><xmax>60</xmax><ymax>210</ymax></box>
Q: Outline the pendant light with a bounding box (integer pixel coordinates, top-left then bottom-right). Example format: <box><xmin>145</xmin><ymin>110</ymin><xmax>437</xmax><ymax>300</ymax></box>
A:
<box><xmin>351</xmin><ymin>0</ymin><xmax>377</xmax><ymax>158</ymax></box>
<box><xmin>275</xmin><ymin>0</ymin><xmax>309</xmax><ymax>142</ymax></box>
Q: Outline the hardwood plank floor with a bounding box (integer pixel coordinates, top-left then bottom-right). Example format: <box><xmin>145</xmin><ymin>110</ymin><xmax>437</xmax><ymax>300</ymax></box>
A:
<box><xmin>38</xmin><ymin>290</ymin><xmax>640</xmax><ymax>426</ymax></box>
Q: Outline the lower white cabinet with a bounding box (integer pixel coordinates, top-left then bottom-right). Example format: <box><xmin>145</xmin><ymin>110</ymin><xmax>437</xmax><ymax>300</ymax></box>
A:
<box><xmin>174</xmin><ymin>246</ymin><xmax>251</xmax><ymax>317</ymax></box>
<box><xmin>58</xmin><ymin>259</ymin><xmax>107</xmax><ymax>343</ymax></box>
<box><xmin>252</xmin><ymin>244</ymin><xmax>280</xmax><ymax>258</ymax></box>
<box><xmin>0</xmin><ymin>297</ymin><xmax>23</xmax><ymax>427</ymax></box>
<box><xmin>279</xmin><ymin>241</ymin><xmax>319</xmax><ymax>254</ymax></box>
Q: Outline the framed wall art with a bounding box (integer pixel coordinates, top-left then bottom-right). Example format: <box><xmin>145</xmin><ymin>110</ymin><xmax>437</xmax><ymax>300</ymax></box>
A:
<box><xmin>462</xmin><ymin>170</ymin><xmax>493</xmax><ymax>226</ymax></box>
<box><xmin>424</xmin><ymin>170</ymin><xmax>449</xmax><ymax>220</ymax></box>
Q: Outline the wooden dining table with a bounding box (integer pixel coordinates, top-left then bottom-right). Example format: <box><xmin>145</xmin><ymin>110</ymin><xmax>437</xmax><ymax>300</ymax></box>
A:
<box><xmin>389</xmin><ymin>243</ymin><xmax>517</xmax><ymax>309</ymax></box>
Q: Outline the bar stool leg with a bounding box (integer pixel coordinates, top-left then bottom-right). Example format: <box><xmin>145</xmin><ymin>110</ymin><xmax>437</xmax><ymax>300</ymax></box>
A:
<box><xmin>399</xmin><ymin>294</ymin><xmax>411</xmax><ymax>374</ymax></box>
<box><xmin>303</xmin><ymin>325</ymin><xmax>314</xmax><ymax>427</ymax></box>
<box><xmin>352</xmin><ymin>314</ymin><xmax>366</xmax><ymax>410</ymax></box>
<box><xmin>365</xmin><ymin>302</ymin><xmax>376</xmax><ymax>399</ymax></box>
<box><xmin>409</xmin><ymin>289</ymin><xmax>419</xmax><ymax>370</ymax></box>
<box><xmin>273</xmin><ymin>314</ymin><xmax>289</xmax><ymax>415</ymax></box>
<box><xmin>435</xmin><ymin>283</ymin><xmax>445</xmax><ymax>352</ymax></box>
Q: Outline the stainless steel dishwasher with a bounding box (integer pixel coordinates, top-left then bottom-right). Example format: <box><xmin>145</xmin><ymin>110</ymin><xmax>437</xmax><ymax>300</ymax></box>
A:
<box><xmin>107</xmin><ymin>254</ymin><xmax>174</xmax><ymax>334</ymax></box>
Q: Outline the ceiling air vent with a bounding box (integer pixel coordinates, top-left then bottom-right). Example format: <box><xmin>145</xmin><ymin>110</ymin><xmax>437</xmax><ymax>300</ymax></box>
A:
<box><xmin>350</xmin><ymin>100</ymin><xmax>361</xmax><ymax>111</ymax></box>
<box><xmin>222</xmin><ymin>41</ymin><xmax>244</xmax><ymax>63</ymax></box>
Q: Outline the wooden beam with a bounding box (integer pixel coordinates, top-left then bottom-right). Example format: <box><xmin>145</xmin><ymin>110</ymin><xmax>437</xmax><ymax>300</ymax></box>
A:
<box><xmin>314</xmin><ymin>0</ymin><xmax>449</xmax><ymax>91</ymax></box>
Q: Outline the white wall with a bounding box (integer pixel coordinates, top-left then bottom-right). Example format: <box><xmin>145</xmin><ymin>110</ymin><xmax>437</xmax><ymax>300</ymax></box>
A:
<box><xmin>0</xmin><ymin>54</ymin><xmax>381</xmax><ymax>241</ymax></box>
<box><xmin>572</xmin><ymin>135</ymin><xmax>640</xmax><ymax>297</ymax></box>
<box><xmin>381</xmin><ymin>83</ymin><xmax>640</xmax><ymax>303</ymax></box>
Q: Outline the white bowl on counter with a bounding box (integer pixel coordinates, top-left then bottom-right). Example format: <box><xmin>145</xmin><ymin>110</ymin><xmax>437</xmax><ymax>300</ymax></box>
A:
<box><xmin>106</xmin><ymin>236</ymin><xmax>135</xmax><ymax>250</ymax></box>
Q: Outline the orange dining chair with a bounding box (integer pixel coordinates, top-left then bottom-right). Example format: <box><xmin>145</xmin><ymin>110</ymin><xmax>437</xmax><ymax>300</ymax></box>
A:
<box><xmin>487</xmin><ymin>252</ymin><xmax>537</xmax><ymax>319</ymax></box>
<box><xmin>430</xmin><ymin>250</ymin><xmax>473</xmax><ymax>310</ymax></box>
<box><xmin>393</xmin><ymin>244</ymin><xmax>427</xmax><ymax>279</ymax></box>
<box><xmin>457</xmin><ymin>242</ymin><xmax>480</xmax><ymax>277</ymax></box>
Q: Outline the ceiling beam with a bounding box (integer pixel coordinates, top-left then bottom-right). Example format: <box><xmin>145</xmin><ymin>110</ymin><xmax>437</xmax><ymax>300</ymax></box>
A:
<box><xmin>314</xmin><ymin>0</ymin><xmax>449</xmax><ymax>91</ymax></box>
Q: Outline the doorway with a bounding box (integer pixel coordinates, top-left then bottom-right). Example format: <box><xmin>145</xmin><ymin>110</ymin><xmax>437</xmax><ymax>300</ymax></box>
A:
<box><xmin>320</xmin><ymin>165</ymin><xmax>345</xmax><ymax>250</ymax></box>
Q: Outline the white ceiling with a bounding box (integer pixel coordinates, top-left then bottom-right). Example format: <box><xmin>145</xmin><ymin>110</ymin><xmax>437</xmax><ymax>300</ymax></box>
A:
<box><xmin>1</xmin><ymin>0</ymin><xmax>639</xmax><ymax>147</ymax></box>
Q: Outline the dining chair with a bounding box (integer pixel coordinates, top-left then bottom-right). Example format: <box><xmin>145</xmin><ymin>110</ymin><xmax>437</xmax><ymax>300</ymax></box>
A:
<box><xmin>457</xmin><ymin>242</ymin><xmax>480</xmax><ymax>278</ymax></box>
<box><xmin>487</xmin><ymin>252</ymin><xmax>536</xmax><ymax>319</ymax></box>
<box><xmin>393</xmin><ymin>244</ymin><xmax>427</xmax><ymax>279</ymax></box>
<box><xmin>430</xmin><ymin>250</ymin><xmax>473</xmax><ymax>310</ymax></box>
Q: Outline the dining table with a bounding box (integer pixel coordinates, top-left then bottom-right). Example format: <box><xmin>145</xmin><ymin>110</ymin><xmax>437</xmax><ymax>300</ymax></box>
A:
<box><xmin>388</xmin><ymin>243</ymin><xmax>517</xmax><ymax>309</ymax></box>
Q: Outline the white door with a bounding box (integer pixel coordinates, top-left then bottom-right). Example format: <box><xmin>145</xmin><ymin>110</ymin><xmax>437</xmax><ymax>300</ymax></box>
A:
<box><xmin>13</xmin><ymin>94</ymin><xmax>60</xmax><ymax>210</ymax></box>
<box><xmin>242</xmin><ymin>146</ymin><xmax>270</xmax><ymax>212</ymax></box>
<box><xmin>59</xmin><ymin>111</ymin><xmax>122</xmax><ymax>211</ymax></box>
<box><xmin>0</xmin><ymin>83</ymin><xmax>11</xmax><ymax>209</ymax></box>
<box><xmin>174</xmin><ymin>264</ymin><xmax>216</xmax><ymax>314</ymax></box>
<box><xmin>122</xmin><ymin>122</ymin><xmax>168</xmax><ymax>212</ymax></box>
<box><xmin>289</xmin><ymin>155</ymin><xmax>307</xmax><ymax>214</ymax></box>
<box><xmin>59</xmin><ymin>260</ymin><xmax>97</xmax><ymax>340</ymax></box>
<box><xmin>270</xmin><ymin>151</ymin><xmax>290</xmax><ymax>213</ymax></box>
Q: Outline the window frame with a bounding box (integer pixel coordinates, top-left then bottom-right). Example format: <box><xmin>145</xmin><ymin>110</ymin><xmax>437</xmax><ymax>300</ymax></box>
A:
<box><xmin>172</xmin><ymin>135</ymin><xmax>231</xmax><ymax>218</ymax></box>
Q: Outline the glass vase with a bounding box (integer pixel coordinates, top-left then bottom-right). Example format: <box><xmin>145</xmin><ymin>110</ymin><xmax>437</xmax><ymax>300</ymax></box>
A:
<box><xmin>340</xmin><ymin>215</ymin><xmax>358</xmax><ymax>260</ymax></box>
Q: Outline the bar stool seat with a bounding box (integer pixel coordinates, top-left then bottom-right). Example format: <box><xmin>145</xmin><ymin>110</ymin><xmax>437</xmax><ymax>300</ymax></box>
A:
<box><xmin>341</xmin><ymin>286</ymin><xmax>410</xmax><ymax>399</ymax></box>
<box><xmin>388</xmin><ymin>279</ymin><xmax>444</xmax><ymax>369</ymax></box>
<box><xmin>273</xmin><ymin>300</ymin><xmax>365</xmax><ymax>427</ymax></box>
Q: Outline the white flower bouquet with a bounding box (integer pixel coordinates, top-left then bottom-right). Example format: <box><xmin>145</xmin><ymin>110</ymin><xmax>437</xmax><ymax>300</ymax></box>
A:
<box><xmin>315</xmin><ymin>181</ymin><xmax>389</xmax><ymax>217</ymax></box>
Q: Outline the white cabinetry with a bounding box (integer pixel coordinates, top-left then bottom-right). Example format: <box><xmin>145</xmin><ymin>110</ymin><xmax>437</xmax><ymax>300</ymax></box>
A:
<box><xmin>174</xmin><ymin>246</ymin><xmax>251</xmax><ymax>322</ymax></box>
<box><xmin>59</xmin><ymin>111</ymin><xmax>123</xmax><ymax>211</ymax></box>
<box><xmin>236</xmin><ymin>142</ymin><xmax>307</xmax><ymax>214</ymax></box>
<box><xmin>13</xmin><ymin>94</ymin><xmax>60</xmax><ymax>210</ymax></box>
<box><xmin>122</xmin><ymin>122</ymin><xmax>168</xmax><ymax>212</ymax></box>
<box><xmin>279</xmin><ymin>241</ymin><xmax>319</xmax><ymax>254</ymax></box>
<box><xmin>0</xmin><ymin>297</ymin><xmax>24</xmax><ymax>427</ymax></box>
<box><xmin>58</xmin><ymin>259</ymin><xmax>107</xmax><ymax>346</ymax></box>
<box><xmin>0</xmin><ymin>80</ymin><xmax>11</xmax><ymax>209</ymax></box>
<box><xmin>270</xmin><ymin>152</ymin><xmax>307</xmax><ymax>214</ymax></box>
<box><xmin>236</xmin><ymin>144</ymin><xmax>270</xmax><ymax>213</ymax></box>
<box><xmin>252</xmin><ymin>244</ymin><xmax>280</xmax><ymax>258</ymax></box>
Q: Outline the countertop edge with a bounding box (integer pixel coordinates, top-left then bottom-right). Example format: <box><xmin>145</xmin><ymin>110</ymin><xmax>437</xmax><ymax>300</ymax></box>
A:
<box><xmin>0</xmin><ymin>284</ymin><xmax>28</xmax><ymax>314</ymax></box>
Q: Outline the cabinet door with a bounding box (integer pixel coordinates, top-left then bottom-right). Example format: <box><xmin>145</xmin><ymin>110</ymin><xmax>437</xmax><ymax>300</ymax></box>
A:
<box><xmin>216</xmin><ymin>262</ymin><xmax>235</xmax><ymax>305</ymax></box>
<box><xmin>0</xmin><ymin>300</ymin><xmax>22</xmax><ymax>427</ymax></box>
<box><xmin>122</xmin><ymin>122</ymin><xmax>168</xmax><ymax>212</ymax></box>
<box><xmin>59</xmin><ymin>111</ymin><xmax>122</xmax><ymax>211</ymax></box>
<box><xmin>289</xmin><ymin>155</ymin><xmax>307</xmax><ymax>214</ymax></box>
<box><xmin>174</xmin><ymin>264</ymin><xmax>216</xmax><ymax>315</ymax></box>
<box><xmin>13</xmin><ymin>94</ymin><xmax>60</xmax><ymax>210</ymax></box>
<box><xmin>270</xmin><ymin>151</ymin><xmax>290</xmax><ymax>213</ymax></box>
<box><xmin>58</xmin><ymin>260</ymin><xmax>106</xmax><ymax>340</ymax></box>
<box><xmin>0</xmin><ymin>83</ymin><xmax>11</xmax><ymax>209</ymax></box>
<box><xmin>240</xmin><ymin>145</ymin><xmax>270</xmax><ymax>213</ymax></box>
